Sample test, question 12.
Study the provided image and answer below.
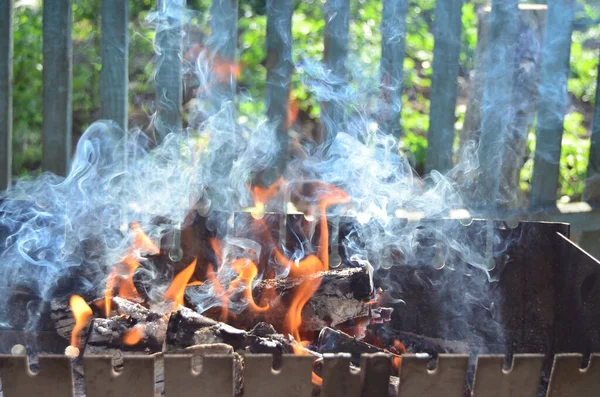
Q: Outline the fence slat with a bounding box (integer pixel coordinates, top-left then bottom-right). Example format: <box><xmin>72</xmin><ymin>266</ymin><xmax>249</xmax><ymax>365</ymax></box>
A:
<box><xmin>584</xmin><ymin>53</ymin><xmax>600</xmax><ymax>201</ymax></box>
<box><xmin>529</xmin><ymin>0</ymin><xmax>575</xmax><ymax>208</ymax></box>
<box><xmin>155</xmin><ymin>0</ymin><xmax>183</xmax><ymax>141</ymax></box>
<box><xmin>379</xmin><ymin>0</ymin><xmax>408</xmax><ymax>139</ymax></box>
<box><xmin>476</xmin><ymin>0</ymin><xmax>519</xmax><ymax>209</ymax></box>
<box><xmin>579</xmin><ymin>53</ymin><xmax>600</xmax><ymax>258</ymax></box>
<box><xmin>265</xmin><ymin>0</ymin><xmax>293</xmax><ymax>175</ymax></box>
<box><xmin>321</xmin><ymin>0</ymin><xmax>350</xmax><ymax>141</ymax></box>
<box><xmin>42</xmin><ymin>0</ymin><xmax>73</xmax><ymax>176</ymax></box>
<box><xmin>100</xmin><ymin>0</ymin><xmax>129</xmax><ymax>131</ymax></box>
<box><xmin>208</xmin><ymin>0</ymin><xmax>239</xmax><ymax>112</ymax></box>
<box><xmin>0</xmin><ymin>0</ymin><xmax>12</xmax><ymax>190</ymax></box>
<box><xmin>425</xmin><ymin>0</ymin><xmax>464</xmax><ymax>174</ymax></box>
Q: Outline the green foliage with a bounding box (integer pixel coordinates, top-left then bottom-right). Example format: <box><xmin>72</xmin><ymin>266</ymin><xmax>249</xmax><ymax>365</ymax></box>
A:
<box><xmin>8</xmin><ymin>0</ymin><xmax>600</xmax><ymax>205</ymax></box>
<box><xmin>12</xmin><ymin>6</ymin><xmax>43</xmax><ymax>176</ymax></box>
<box><xmin>521</xmin><ymin>112</ymin><xmax>591</xmax><ymax>202</ymax></box>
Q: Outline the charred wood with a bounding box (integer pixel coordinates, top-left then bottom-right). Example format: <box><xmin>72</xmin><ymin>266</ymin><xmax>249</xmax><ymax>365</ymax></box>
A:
<box><xmin>193</xmin><ymin>265</ymin><xmax>374</xmax><ymax>331</ymax></box>
<box><xmin>166</xmin><ymin>308</ymin><xmax>295</xmax><ymax>356</ymax></box>
<box><xmin>317</xmin><ymin>327</ymin><xmax>398</xmax><ymax>367</ymax></box>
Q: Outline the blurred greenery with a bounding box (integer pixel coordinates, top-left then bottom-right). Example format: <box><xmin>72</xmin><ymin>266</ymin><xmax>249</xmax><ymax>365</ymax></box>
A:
<box><xmin>9</xmin><ymin>0</ymin><xmax>600</xmax><ymax>203</ymax></box>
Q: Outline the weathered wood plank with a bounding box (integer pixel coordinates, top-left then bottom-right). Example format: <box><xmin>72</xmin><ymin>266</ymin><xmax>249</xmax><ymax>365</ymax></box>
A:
<box><xmin>0</xmin><ymin>0</ymin><xmax>12</xmax><ymax>190</ymax></box>
<box><xmin>321</xmin><ymin>0</ymin><xmax>350</xmax><ymax>141</ymax></box>
<box><xmin>529</xmin><ymin>0</ymin><xmax>576</xmax><ymax>208</ymax></box>
<box><xmin>155</xmin><ymin>0</ymin><xmax>183</xmax><ymax>141</ymax></box>
<box><xmin>208</xmin><ymin>0</ymin><xmax>238</xmax><ymax>112</ymax></box>
<box><xmin>265</xmin><ymin>0</ymin><xmax>293</xmax><ymax>175</ymax></box>
<box><xmin>100</xmin><ymin>0</ymin><xmax>129</xmax><ymax>131</ymax></box>
<box><xmin>42</xmin><ymin>0</ymin><xmax>73</xmax><ymax>176</ymax></box>
<box><xmin>475</xmin><ymin>0</ymin><xmax>519</xmax><ymax>209</ymax></box>
<box><xmin>378</xmin><ymin>0</ymin><xmax>408</xmax><ymax>139</ymax></box>
<box><xmin>425</xmin><ymin>0</ymin><xmax>464</xmax><ymax>174</ymax></box>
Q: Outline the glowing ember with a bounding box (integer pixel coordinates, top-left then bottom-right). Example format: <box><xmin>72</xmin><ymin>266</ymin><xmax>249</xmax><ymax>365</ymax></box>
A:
<box><xmin>122</xmin><ymin>325</ymin><xmax>143</xmax><ymax>346</ymax></box>
<box><xmin>164</xmin><ymin>259</ymin><xmax>198</xmax><ymax>309</ymax></box>
<box><xmin>69</xmin><ymin>295</ymin><xmax>93</xmax><ymax>350</ymax></box>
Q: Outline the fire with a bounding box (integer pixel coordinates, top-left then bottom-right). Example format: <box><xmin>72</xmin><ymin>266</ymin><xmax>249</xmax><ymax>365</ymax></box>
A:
<box><xmin>69</xmin><ymin>295</ymin><xmax>93</xmax><ymax>349</ymax></box>
<box><xmin>228</xmin><ymin>258</ymin><xmax>269</xmax><ymax>313</ymax></box>
<box><xmin>316</xmin><ymin>183</ymin><xmax>351</xmax><ymax>269</ymax></box>
<box><xmin>122</xmin><ymin>325</ymin><xmax>143</xmax><ymax>346</ymax></box>
<box><xmin>206</xmin><ymin>266</ymin><xmax>229</xmax><ymax>322</ymax></box>
<box><xmin>164</xmin><ymin>259</ymin><xmax>198</xmax><ymax>309</ymax></box>
<box><xmin>247</xmin><ymin>177</ymin><xmax>283</xmax><ymax>217</ymax></box>
<box><xmin>283</xmin><ymin>255</ymin><xmax>326</xmax><ymax>341</ymax></box>
<box><xmin>131</xmin><ymin>222</ymin><xmax>160</xmax><ymax>255</ymax></box>
<box><xmin>104</xmin><ymin>222</ymin><xmax>160</xmax><ymax>316</ymax></box>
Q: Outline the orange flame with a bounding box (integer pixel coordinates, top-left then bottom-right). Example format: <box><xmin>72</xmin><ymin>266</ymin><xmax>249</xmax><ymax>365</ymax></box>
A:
<box><xmin>69</xmin><ymin>295</ymin><xmax>93</xmax><ymax>348</ymax></box>
<box><xmin>247</xmin><ymin>178</ymin><xmax>284</xmax><ymax>216</ymax></box>
<box><xmin>131</xmin><ymin>222</ymin><xmax>160</xmax><ymax>255</ymax></box>
<box><xmin>105</xmin><ymin>222</ymin><xmax>159</xmax><ymax>316</ymax></box>
<box><xmin>206</xmin><ymin>266</ymin><xmax>229</xmax><ymax>322</ymax></box>
<box><xmin>122</xmin><ymin>325</ymin><xmax>143</xmax><ymax>346</ymax></box>
<box><xmin>316</xmin><ymin>183</ymin><xmax>351</xmax><ymax>269</ymax></box>
<box><xmin>283</xmin><ymin>254</ymin><xmax>326</xmax><ymax>341</ymax></box>
<box><xmin>228</xmin><ymin>258</ymin><xmax>269</xmax><ymax>314</ymax></box>
<box><xmin>164</xmin><ymin>259</ymin><xmax>197</xmax><ymax>309</ymax></box>
<box><xmin>210</xmin><ymin>237</ymin><xmax>222</xmax><ymax>264</ymax></box>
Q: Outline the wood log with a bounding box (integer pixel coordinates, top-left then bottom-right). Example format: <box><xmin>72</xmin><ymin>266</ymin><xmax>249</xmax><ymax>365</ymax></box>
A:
<box><xmin>166</xmin><ymin>308</ymin><xmax>296</xmax><ymax>358</ymax></box>
<box><xmin>392</xmin><ymin>330</ymin><xmax>470</xmax><ymax>355</ymax></box>
<box><xmin>317</xmin><ymin>327</ymin><xmax>396</xmax><ymax>367</ymax></box>
<box><xmin>191</xmin><ymin>265</ymin><xmax>374</xmax><ymax>331</ymax></box>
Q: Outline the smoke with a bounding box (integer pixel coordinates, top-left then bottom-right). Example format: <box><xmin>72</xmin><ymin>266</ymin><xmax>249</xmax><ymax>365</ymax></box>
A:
<box><xmin>0</xmin><ymin>0</ymin><xmax>510</xmax><ymax>353</ymax></box>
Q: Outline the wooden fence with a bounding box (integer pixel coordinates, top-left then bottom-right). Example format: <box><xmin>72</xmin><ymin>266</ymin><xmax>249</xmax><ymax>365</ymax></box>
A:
<box><xmin>1</xmin><ymin>0</ymin><xmax>600</xmax><ymax>252</ymax></box>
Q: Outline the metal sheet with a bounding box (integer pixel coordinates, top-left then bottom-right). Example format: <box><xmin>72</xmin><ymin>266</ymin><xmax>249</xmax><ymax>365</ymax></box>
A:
<box><xmin>243</xmin><ymin>354</ymin><xmax>313</xmax><ymax>397</ymax></box>
<box><xmin>83</xmin><ymin>355</ymin><xmax>155</xmax><ymax>397</ymax></box>
<box><xmin>546</xmin><ymin>354</ymin><xmax>600</xmax><ymax>397</ymax></box>
<box><xmin>360</xmin><ymin>353</ymin><xmax>392</xmax><ymax>397</ymax></box>
<box><xmin>397</xmin><ymin>354</ymin><xmax>468</xmax><ymax>397</ymax></box>
<box><xmin>163</xmin><ymin>354</ymin><xmax>234</xmax><ymax>397</ymax></box>
<box><xmin>321</xmin><ymin>353</ymin><xmax>361</xmax><ymax>397</ymax></box>
<box><xmin>0</xmin><ymin>355</ymin><xmax>74</xmax><ymax>397</ymax></box>
<box><xmin>472</xmin><ymin>354</ymin><xmax>544</xmax><ymax>397</ymax></box>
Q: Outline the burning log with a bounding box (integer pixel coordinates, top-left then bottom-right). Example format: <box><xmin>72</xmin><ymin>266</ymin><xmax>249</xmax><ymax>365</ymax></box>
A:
<box><xmin>317</xmin><ymin>327</ymin><xmax>398</xmax><ymax>366</ymax></box>
<box><xmin>194</xmin><ymin>265</ymin><xmax>374</xmax><ymax>331</ymax></box>
<box><xmin>392</xmin><ymin>330</ymin><xmax>470</xmax><ymax>355</ymax></box>
<box><xmin>166</xmin><ymin>307</ymin><xmax>295</xmax><ymax>357</ymax></box>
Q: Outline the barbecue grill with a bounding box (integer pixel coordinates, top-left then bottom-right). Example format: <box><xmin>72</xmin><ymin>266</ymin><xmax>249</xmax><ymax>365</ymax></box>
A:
<box><xmin>0</xmin><ymin>216</ymin><xmax>598</xmax><ymax>396</ymax></box>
